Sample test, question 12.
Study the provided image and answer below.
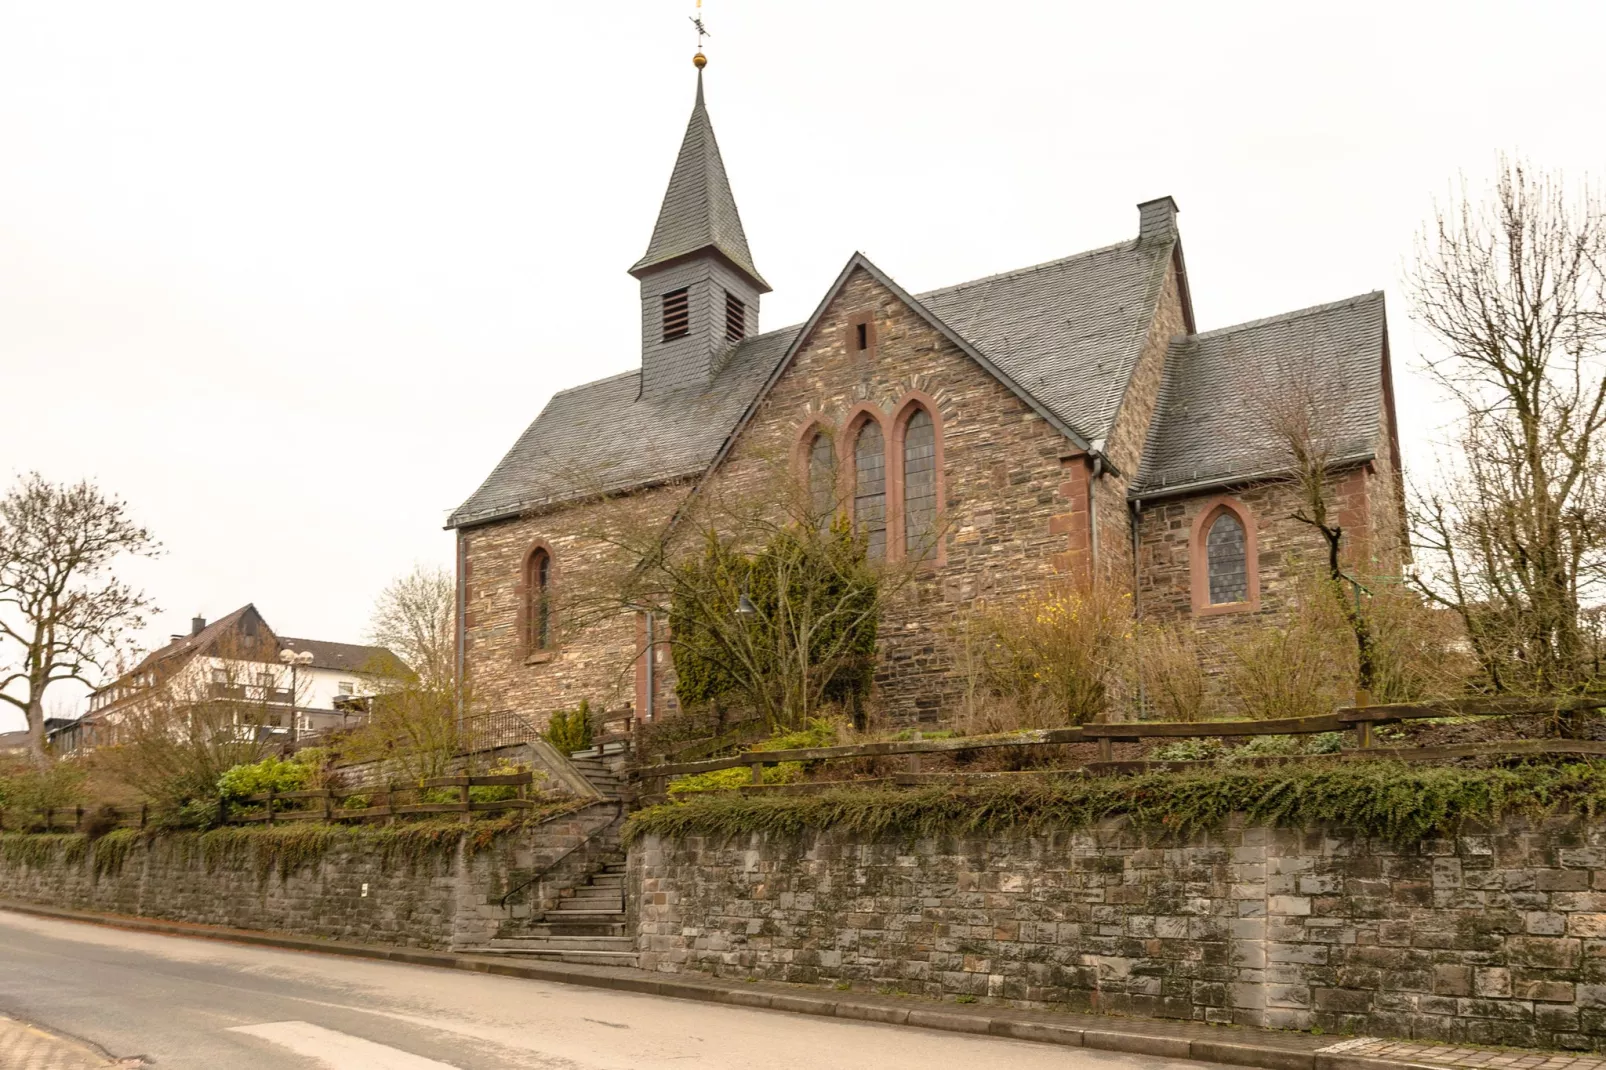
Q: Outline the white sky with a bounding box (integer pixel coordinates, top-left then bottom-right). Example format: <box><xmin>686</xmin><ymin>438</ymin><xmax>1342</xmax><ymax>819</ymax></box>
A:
<box><xmin>2</xmin><ymin>1</ymin><xmax>1602</xmax><ymax>728</ymax></box>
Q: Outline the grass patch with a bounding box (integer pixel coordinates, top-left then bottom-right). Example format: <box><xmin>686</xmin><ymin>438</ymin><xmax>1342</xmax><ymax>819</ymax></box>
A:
<box><xmin>626</xmin><ymin>760</ymin><xmax>1606</xmax><ymax>845</ymax></box>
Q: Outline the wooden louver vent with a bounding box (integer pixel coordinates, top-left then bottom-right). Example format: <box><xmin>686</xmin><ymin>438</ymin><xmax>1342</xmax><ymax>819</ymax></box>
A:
<box><xmin>724</xmin><ymin>291</ymin><xmax>746</xmax><ymax>343</ymax></box>
<box><xmin>662</xmin><ymin>287</ymin><xmax>691</xmax><ymax>341</ymax></box>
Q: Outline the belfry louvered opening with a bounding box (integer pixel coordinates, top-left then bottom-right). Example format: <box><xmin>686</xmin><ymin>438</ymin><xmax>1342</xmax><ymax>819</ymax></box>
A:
<box><xmin>724</xmin><ymin>290</ymin><xmax>746</xmax><ymax>342</ymax></box>
<box><xmin>662</xmin><ymin>287</ymin><xmax>691</xmax><ymax>341</ymax></box>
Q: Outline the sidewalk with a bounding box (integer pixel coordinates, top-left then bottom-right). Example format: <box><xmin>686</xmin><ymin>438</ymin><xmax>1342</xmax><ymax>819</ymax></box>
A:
<box><xmin>4</xmin><ymin>899</ymin><xmax>1601</xmax><ymax>1070</ymax></box>
<box><xmin>0</xmin><ymin>1013</ymin><xmax>132</xmax><ymax>1069</ymax></box>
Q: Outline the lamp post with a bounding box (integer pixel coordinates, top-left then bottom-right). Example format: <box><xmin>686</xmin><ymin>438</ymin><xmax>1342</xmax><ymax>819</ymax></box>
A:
<box><xmin>279</xmin><ymin>648</ymin><xmax>314</xmax><ymax>744</ymax></box>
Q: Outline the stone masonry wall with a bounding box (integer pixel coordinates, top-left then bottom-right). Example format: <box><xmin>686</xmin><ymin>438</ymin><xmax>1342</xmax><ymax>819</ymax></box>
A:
<box><xmin>0</xmin><ymin>803</ymin><xmax>619</xmax><ymax>951</ymax></box>
<box><xmin>460</xmin><ymin>482</ymin><xmax>690</xmax><ymax>723</ymax></box>
<box><xmin>633</xmin><ymin>813</ymin><xmax>1606</xmax><ymax>1051</ymax></box>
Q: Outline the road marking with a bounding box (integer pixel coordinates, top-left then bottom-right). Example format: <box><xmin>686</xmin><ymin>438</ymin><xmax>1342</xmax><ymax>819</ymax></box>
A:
<box><xmin>227</xmin><ymin>1021</ymin><xmax>460</xmax><ymax>1069</ymax></box>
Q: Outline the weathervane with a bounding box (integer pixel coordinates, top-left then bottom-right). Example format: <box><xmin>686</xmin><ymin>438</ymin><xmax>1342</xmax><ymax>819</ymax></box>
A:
<box><xmin>690</xmin><ymin>0</ymin><xmax>710</xmax><ymax>68</ymax></box>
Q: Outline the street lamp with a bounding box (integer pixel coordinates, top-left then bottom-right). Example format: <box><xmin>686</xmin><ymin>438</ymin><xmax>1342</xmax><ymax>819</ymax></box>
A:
<box><xmin>279</xmin><ymin>648</ymin><xmax>314</xmax><ymax>744</ymax></box>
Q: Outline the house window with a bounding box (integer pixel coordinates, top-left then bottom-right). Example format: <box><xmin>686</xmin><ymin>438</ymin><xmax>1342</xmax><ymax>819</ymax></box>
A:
<box><xmin>211</xmin><ymin>668</ymin><xmax>227</xmax><ymax>685</ymax></box>
<box><xmin>854</xmin><ymin>421</ymin><xmax>887</xmax><ymax>559</ymax></box>
<box><xmin>1206</xmin><ymin>511</ymin><xmax>1248</xmax><ymax>604</ymax></box>
<box><xmin>662</xmin><ymin>287</ymin><xmax>690</xmax><ymax>341</ymax></box>
<box><xmin>902</xmin><ymin>408</ymin><xmax>937</xmax><ymax>557</ymax></box>
<box><xmin>527</xmin><ymin>547</ymin><xmax>553</xmax><ymax>652</ymax></box>
<box><xmin>338</xmin><ymin>681</ymin><xmax>356</xmax><ymax>696</ymax></box>
<box><xmin>724</xmin><ymin>291</ymin><xmax>746</xmax><ymax>342</ymax></box>
<box><xmin>808</xmin><ymin>432</ymin><xmax>835</xmax><ymax>518</ymax></box>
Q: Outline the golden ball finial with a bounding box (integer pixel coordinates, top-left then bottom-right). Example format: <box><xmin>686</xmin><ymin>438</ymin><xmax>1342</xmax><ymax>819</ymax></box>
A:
<box><xmin>693</xmin><ymin>51</ymin><xmax>707</xmax><ymax>69</ymax></box>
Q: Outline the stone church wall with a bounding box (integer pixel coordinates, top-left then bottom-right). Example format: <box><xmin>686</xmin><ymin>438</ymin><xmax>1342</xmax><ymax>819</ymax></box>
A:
<box><xmin>692</xmin><ymin>267</ymin><xmax>1098</xmax><ymax>724</ymax></box>
<box><xmin>460</xmin><ymin>481</ymin><xmax>690</xmax><ymax>723</ymax></box>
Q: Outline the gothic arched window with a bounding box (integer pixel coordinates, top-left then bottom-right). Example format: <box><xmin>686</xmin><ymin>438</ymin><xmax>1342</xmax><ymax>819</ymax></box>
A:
<box><xmin>853</xmin><ymin>421</ymin><xmax>887</xmax><ymax>559</ymax></box>
<box><xmin>1206</xmin><ymin>511</ymin><xmax>1248</xmax><ymax>604</ymax></box>
<box><xmin>807</xmin><ymin>432</ymin><xmax>835</xmax><ymax>519</ymax></box>
<box><xmin>902</xmin><ymin>408</ymin><xmax>937</xmax><ymax>557</ymax></box>
<box><xmin>526</xmin><ymin>547</ymin><xmax>553</xmax><ymax>652</ymax></box>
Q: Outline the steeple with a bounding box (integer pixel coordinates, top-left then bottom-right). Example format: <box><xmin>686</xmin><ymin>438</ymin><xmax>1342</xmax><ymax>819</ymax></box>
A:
<box><xmin>632</xmin><ymin>59</ymin><xmax>768</xmax><ymax>398</ymax></box>
<box><xmin>629</xmin><ymin>68</ymin><xmax>768</xmax><ymax>292</ymax></box>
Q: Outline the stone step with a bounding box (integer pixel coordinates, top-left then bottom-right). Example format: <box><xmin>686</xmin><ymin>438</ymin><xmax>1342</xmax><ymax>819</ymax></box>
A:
<box><xmin>487</xmin><ymin>936</ymin><xmax>634</xmax><ymax>951</ymax></box>
<box><xmin>589</xmin><ymin>874</ymin><xmax>624</xmax><ymax>886</ymax></box>
<box><xmin>549</xmin><ymin>906</ymin><xmax>625</xmax><ymax>918</ymax></box>
<box><xmin>474</xmin><ymin>948</ymin><xmax>640</xmax><ymax>967</ymax></box>
<box><xmin>516</xmin><ymin>920</ymin><xmax>625</xmax><ymax>937</ymax></box>
<box><xmin>568</xmin><ymin>886</ymin><xmax>621</xmax><ymax>900</ymax></box>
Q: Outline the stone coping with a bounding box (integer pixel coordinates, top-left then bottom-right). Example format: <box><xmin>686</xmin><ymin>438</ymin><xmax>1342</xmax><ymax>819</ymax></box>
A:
<box><xmin>0</xmin><ymin>899</ymin><xmax>1585</xmax><ymax>1070</ymax></box>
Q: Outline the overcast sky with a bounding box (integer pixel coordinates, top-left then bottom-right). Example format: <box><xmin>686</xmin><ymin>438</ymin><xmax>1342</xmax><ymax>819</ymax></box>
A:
<box><xmin>2</xmin><ymin>1</ymin><xmax>1601</xmax><ymax>728</ymax></box>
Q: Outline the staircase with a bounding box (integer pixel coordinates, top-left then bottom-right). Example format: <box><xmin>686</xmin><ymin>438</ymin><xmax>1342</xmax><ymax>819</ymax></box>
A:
<box><xmin>567</xmin><ymin>753</ymin><xmax>625</xmax><ymax>800</ymax></box>
<box><xmin>478</xmin><ymin>852</ymin><xmax>634</xmax><ymax>966</ymax></box>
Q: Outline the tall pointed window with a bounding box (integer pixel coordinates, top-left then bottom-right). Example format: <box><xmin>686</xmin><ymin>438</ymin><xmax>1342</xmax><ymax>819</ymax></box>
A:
<box><xmin>1206</xmin><ymin>512</ymin><xmax>1248</xmax><ymax>604</ymax></box>
<box><xmin>808</xmin><ymin>432</ymin><xmax>835</xmax><ymax>519</ymax></box>
<box><xmin>526</xmin><ymin>548</ymin><xmax>553</xmax><ymax>652</ymax></box>
<box><xmin>854</xmin><ymin>422</ymin><xmax>886</xmax><ymax>559</ymax></box>
<box><xmin>902</xmin><ymin>408</ymin><xmax>937</xmax><ymax>557</ymax></box>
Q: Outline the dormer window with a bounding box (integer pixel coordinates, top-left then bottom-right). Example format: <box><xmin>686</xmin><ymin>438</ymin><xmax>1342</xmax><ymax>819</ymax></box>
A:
<box><xmin>724</xmin><ymin>291</ymin><xmax>746</xmax><ymax>342</ymax></box>
<box><xmin>662</xmin><ymin>287</ymin><xmax>690</xmax><ymax>341</ymax></box>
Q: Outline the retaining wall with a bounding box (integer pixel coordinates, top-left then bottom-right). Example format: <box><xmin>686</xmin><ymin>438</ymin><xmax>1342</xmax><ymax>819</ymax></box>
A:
<box><xmin>631</xmin><ymin>814</ymin><xmax>1606</xmax><ymax>1050</ymax></box>
<box><xmin>0</xmin><ymin>802</ymin><xmax>619</xmax><ymax>950</ymax></box>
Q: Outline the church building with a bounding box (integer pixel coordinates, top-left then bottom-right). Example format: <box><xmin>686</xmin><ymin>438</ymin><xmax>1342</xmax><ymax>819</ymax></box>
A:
<box><xmin>448</xmin><ymin>60</ymin><xmax>1404</xmax><ymax>726</ymax></box>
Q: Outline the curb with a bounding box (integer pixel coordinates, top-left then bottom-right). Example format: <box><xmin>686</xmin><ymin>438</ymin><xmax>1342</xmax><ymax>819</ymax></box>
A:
<box><xmin>1</xmin><ymin>900</ymin><xmax>1424</xmax><ymax>1070</ymax></box>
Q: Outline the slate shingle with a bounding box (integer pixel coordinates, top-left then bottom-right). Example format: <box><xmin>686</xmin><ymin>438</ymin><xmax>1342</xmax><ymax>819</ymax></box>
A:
<box><xmin>1133</xmin><ymin>292</ymin><xmax>1387</xmax><ymax>495</ymax></box>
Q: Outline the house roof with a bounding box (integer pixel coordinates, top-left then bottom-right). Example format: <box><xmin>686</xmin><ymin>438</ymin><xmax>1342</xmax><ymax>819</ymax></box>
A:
<box><xmin>122</xmin><ymin>604</ymin><xmax>271</xmax><ymax>679</ymax></box>
<box><xmin>628</xmin><ymin>72</ymin><xmax>768</xmax><ymax>292</ymax></box>
<box><xmin>0</xmin><ymin>730</ymin><xmax>30</xmax><ymax>752</ymax></box>
<box><xmin>278</xmin><ymin>637</ymin><xmax>411</xmax><ymax>677</ymax></box>
<box><xmin>449</xmin><ymin>231</ymin><xmax>1172</xmax><ymax>529</ymax></box>
<box><xmin>1133</xmin><ymin>291</ymin><xmax>1388</xmax><ymax>496</ymax></box>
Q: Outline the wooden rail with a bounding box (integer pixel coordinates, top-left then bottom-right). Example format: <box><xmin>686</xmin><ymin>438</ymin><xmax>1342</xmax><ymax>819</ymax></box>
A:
<box><xmin>630</xmin><ymin>696</ymin><xmax>1606</xmax><ymax>795</ymax></box>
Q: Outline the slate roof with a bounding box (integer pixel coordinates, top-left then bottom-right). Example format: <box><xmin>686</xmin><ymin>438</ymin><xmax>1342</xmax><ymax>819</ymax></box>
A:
<box><xmin>449</xmin><ymin>234</ymin><xmax>1172</xmax><ymax>528</ymax></box>
<box><xmin>1133</xmin><ymin>292</ymin><xmax>1388</xmax><ymax>496</ymax></box>
<box><xmin>920</xmin><ymin>239</ymin><xmax>1170</xmax><ymax>450</ymax></box>
<box><xmin>278</xmin><ymin>637</ymin><xmax>411</xmax><ymax>677</ymax></box>
<box><xmin>629</xmin><ymin>73</ymin><xmax>768</xmax><ymax>292</ymax></box>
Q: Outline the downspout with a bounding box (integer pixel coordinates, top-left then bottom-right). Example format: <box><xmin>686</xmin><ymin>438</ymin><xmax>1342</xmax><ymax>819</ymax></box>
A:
<box><xmin>455</xmin><ymin>530</ymin><xmax>467</xmax><ymax>734</ymax></box>
<box><xmin>1089</xmin><ymin>455</ymin><xmax>1104</xmax><ymax>573</ymax></box>
<box><xmin>1131</xmin><ymin>498</ymin><xmax>1145</xmax><ymax>717</ymax></box>
<box><xmin>644</xmin><ymin>611</ymin><xmax>656</xmax><ymax>722</ymax></box>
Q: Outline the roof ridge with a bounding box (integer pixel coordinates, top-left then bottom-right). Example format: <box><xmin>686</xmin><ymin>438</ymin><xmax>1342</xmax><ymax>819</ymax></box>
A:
<box><xmin>914</xmin><ymin>239</ymin><xmax>1134</xmax><ymax>300</ymax></box>
<box><xmin>1190</xmin><ymin>291</ymin><xmax>1383</xmax><ymax>341</ymax></box>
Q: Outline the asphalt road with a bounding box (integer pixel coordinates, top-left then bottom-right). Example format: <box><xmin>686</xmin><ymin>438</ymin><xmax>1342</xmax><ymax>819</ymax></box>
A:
<box><xmin>0</xmin><ymin>909</ymin><xmax>1220</xmax><ymax>1070</ymax></box>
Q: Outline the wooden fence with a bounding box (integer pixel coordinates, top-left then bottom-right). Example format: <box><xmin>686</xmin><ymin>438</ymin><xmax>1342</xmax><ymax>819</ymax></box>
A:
<box><xmin>630</xmin><ymin>696</ymin><xmax>1606</xmax><ymax>799</ymax></box>
<box><xmin>0</xmin><ymin>772</ymin><xmax>541</xmax><ymax>834</ymax></box>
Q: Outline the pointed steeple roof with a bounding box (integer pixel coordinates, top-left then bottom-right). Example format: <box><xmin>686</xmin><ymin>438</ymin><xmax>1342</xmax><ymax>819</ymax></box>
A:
<box><xmin>630</xmin><ymin>70</ymin><xmax>769</xmax><ymax>292</ymax></box>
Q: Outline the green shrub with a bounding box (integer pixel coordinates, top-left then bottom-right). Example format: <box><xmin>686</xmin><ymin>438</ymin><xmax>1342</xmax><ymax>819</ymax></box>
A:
<box><xmin>628</xmin><ymin>760</ymin><xmax>1606</xmax><ymax>846</ymax></box>
<box><xmin>667</xmin><ymin>718</ymin><xmax>840</xmax><ymax>794</ymax></box>
<box><xmin>546</xmin><ymin>700</ymin><xmax>594</xmax><ymax>754</ymax></box>
<box><xmin>217</xmin><ymin>755</ymin><xmax>315</xmax><ymax>801</ymax></box>
<box><xmin>1151</xmin><ymin>738</ymin><xmax>1224</xmax><ymax>762</ymax></box>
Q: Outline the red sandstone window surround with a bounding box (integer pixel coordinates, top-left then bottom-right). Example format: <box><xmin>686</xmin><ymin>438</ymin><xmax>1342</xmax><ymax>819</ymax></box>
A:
<box><xmin>1189</xmin><ymin>497</ymin><xmax>1260</xmax><ymax>616</ymax></box>
<box><xmin>842</xmin><ymin>408</ymin><xmax>889</xmax><ymax>560</ymax></box>
<box><xmin>522</xmin><ymin>543</ymin><xmax>557</xmax><ymax>659</ymax></box>
<box><xmin>887</xmin><ymin>395</ymin><xmax>946</xmax><ymax>566</ymax></box>
<box><xmin>847</xmin><ymin>313</ymin><xmax>877</xmax><ymax>360</ymax></box>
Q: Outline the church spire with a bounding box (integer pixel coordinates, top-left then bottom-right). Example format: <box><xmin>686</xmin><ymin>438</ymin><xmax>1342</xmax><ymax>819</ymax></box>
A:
<box><xmin>629</xmin><ymin>58</ymin><xmax>769</xmax><ymax>293</ymax></box>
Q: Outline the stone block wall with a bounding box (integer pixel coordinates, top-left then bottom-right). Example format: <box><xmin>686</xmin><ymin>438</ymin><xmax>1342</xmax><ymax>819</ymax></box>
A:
<box><xmin>0</xmin><ymin>803</ymin><xmax>620</xmax><ymax>951</ymax></box>
<box><xmin>632</xmin><ymin>814</ymin><xmax>1606</xmax><ymax>1050</ymax></box>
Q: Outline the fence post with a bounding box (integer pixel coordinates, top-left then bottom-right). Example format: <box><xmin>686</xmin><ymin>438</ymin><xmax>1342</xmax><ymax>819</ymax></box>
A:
<box><xmin>460</xmin><ymin>780</ymin><xmax>471</xmax><ymax>824</ymax></box>
<box><xmin>1354</xmin><ymin>689</ymin><xmax>1373</xmax><ymax>749</ymax></box>
<box><xmin>265</xmin><ymin>787</ymin><xmax>275</xmax><ymax>826</ymax></box>
<box><xmin>322</xmin><ymin>790</ymin><xmax>333</xmax><ymax>824</ymax></box>
<box><xmin>45</xmin><ymin>807</ymin><xmax>53</xmax><ymax>832</ymax></box>
<box><xmin>74</xmin><ymin>805</ymin><xmax>83</xmax><ymax>831</ymax></box>
<box><xmin>750</xmin><ymin>761</ymin><xmax>763</xmax><ymax>786</ymax></box>
<box><xmin>139</xmin><ymin>803</ymin><xmax>147</xmax><ymax>830</ymax></box>
<box><xmin>385</xmin><ymin>783</ymin><xmax>396</xmax><ymax>826</ymax></box>
<box><xmin>217</xmin><ymin>794</ymin><xmax>227</xmax><ymax>828</ymax></box>
<box><xmin>1097</xmin><ymin>736</ymin><xmax>1113</xmax><ymax>763</ymax></box>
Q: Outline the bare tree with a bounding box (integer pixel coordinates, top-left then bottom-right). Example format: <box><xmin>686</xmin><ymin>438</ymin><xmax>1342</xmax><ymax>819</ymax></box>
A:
<box><xmin>0</xmin><ymin>474</ymin><xmax>158</xmax><ymax>766</ymax></box>
<box><xmin>1408</xmin><ymin>159</ymin><xmax>1606</xmax><ymax>693</ymax></box>
<box><xmin>1245</xmin><ymin>354</ymin><xmax>1380</xmax><ymax>693</ymax></box>
<box><xmin>368</xmin><ymin>563</ymin><xmax>454</xmax><ymax>688</ymax></box>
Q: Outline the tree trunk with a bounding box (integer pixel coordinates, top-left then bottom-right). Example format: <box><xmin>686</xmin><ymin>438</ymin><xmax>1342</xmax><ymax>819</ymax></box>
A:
<box><xmin>25</xmin><ymin>693</ymin><xmax>48</xmax><ymax>769</ymax></box>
